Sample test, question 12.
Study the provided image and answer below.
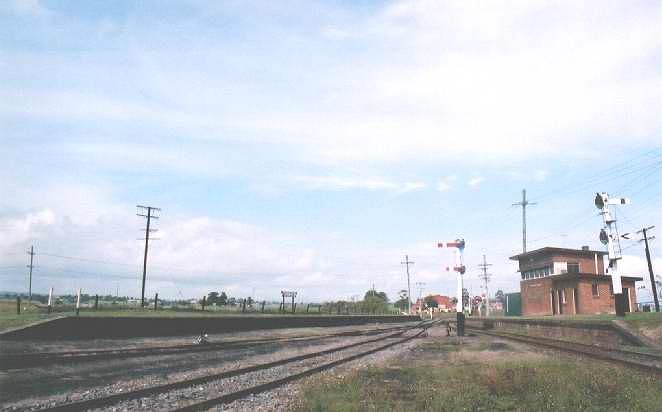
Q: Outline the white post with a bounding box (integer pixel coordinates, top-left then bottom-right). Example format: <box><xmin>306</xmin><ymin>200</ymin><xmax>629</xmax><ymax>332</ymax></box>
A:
<box><xmin>76</xmin><ymin>288</ymin><xmax>81</xmax><ymax>315</ymax></box>
<box><xmin>47</xmin><ymin>287</ymin><xmax>53</xmax><ymax>314</ymax></box>
<box><xmin>457</xmin><ymin>271</ymin><xmax>463</xmax><ymax>313</ymax></box>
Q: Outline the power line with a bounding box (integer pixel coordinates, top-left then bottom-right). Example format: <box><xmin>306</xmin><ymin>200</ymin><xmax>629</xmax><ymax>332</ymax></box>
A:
<box><xmin>530</xmin><ymin>149</ymin><xmax>662</xmax><ymax>203</ymax></box>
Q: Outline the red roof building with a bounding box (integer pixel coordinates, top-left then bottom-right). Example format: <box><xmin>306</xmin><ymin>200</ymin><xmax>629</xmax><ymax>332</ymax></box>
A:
<box><xmin>412</xmin><ymin>294</ymin><xmax>452</xmax><ymax>313</ymax></box>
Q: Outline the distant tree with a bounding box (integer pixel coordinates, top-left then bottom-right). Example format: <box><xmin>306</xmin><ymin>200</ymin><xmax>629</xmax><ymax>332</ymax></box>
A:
<box><xmin>247</xmin><ymin>296</ymin><xmax>254</xmax><ymax>307</ymax></box>
<box><xmin>424</xmin><ymin>295</ymin><xmax>438</xmax><ymax>309</ymax></box>
<box><xmin>364</xmin><ymin>289</ymin><xmax>389</xmax><ymax>302</ymax></box>
<box><xmin>219</xmin><ymin>291</ymin><xmax>228</xmax><ymax>305</ymax></box>
<box><xmin>362</xmin><ymin>289</ymin><xmax>389</xmax><ymax>314</ymax></box>
<box><xmin>228</xmin><ymin>297</ymin><xmax>237</xmax><ymax>306</ymax></box>
<box><xmin>207</xmin><ymin>291</ymin><xmax>220</xmax><ymax>305</ymax></box>
<box><xmin>394</xmin><ymin>289</ymin><xmax>410</xmax><ymax>310</ymax></box>
<box><xmin>495</xmin><ymin>290</ymin><xmax>505</xmax><ymax>303</ymax></box>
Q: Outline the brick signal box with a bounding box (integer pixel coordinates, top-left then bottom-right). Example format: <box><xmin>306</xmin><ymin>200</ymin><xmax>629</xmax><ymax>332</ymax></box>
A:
<box><xmin>510</xmin><ymin>247</ymin><xmax>642</xmax><ymax>316</ymax></box>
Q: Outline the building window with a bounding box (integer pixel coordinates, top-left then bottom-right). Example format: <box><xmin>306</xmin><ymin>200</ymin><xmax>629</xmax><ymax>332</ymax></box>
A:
<box><xmin>592</xmin><ymin>283</ymin><xmax>599</xmax><ymax>297</ymax></box>
<box><xmin>567</xmin><ymin>262</ymin><xmax>580</xmax><ymax>273</ymax></box>
<box><xmin>522</xmin><ymin>266</ymin><xmax>552</xmax><ymax>280</ymax></box>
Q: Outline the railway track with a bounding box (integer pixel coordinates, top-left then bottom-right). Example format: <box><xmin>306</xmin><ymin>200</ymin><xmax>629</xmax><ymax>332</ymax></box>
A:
<box><xmin>467</xmin><ymin>327</ymin><xmax>662</xmax><ymax>375</ymax></box>
<box><xmin>0</xmin><ymin>323</ymin><xmax>419</xmax><ymax>370</ymax></box>
<box><xmin>35</xmin><ymin>323</ymin><xmax>432</xmax><ymax>412</ymax></box>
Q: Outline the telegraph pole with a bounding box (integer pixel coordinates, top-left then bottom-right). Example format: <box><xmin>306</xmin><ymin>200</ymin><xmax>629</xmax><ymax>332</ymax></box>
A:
<box><xmin>26</xmin><ymin>245</ymin><xmax>35</xmax><ymax>301</ymax></box>
<box><xmin>137</xmin><ymin>205</ymin><xmax>160</xmax><ymax>307</ymax></box>
<box><xmin>401</xmin><ymin>255</ymin><xmax>414</xmax><ymax>314</ymax></box>
<box><xmin>513</xmin><ymin>189</ymin><xmax>536</xmax><ymax>253</ymax></box>
<box><xmin>477</xmin><ymin>254</ymin><xmax>492</xmax><ymax>317</ymax></box>
<box><xmin>637</xmin><ymin>226</ymin><xmax>658</xmax><ymax>312</ymax></box>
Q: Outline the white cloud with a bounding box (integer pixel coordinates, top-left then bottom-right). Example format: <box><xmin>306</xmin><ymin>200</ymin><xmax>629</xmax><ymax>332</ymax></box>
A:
<box><xmin>5</xmin><ymin>0</ymin><xmax>51</xmax><ymax>17</ymax></box>
<box><xmin>436</xmin><ymin>175</ymin><xmax>456</xmax><ymax>192</ymax></box>
<box><xmin>3</xmin><ymin>1</ymin><xmax>661</xmax><ymax>169</ymax></box>
<box><xmin>292</xmin><ymin>175</ymin><xmax>425</xmax><ymax>193</ymax></box>
<box><xmin>534</xmin><ymin>170</ymin><xmax>548</xmax><ymax>182</ymax></box>
<box><xmin>468</xmin><ymin>177</ymin><xmax>485</xmax><ymax>187</ymax></box>
<box><xmin>437</xmin><ymin>181</ymin><xmax>451</xmax><ymax>192</ymax></box>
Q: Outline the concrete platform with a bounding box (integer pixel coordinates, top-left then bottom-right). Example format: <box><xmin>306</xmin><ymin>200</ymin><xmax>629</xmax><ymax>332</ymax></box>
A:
<box><xmin>0</xmin><ymin>315</ymin><xmax>421</xmax><ymax>340</ymax></box>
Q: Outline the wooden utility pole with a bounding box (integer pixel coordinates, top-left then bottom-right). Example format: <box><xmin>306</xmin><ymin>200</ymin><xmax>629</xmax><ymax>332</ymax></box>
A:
<box><xmin>27</xmin><ymin>245</ymin><xmax>35</xmax><ymax>301</ymax></box>
<box><xmin>478</xmin><ymin>254</ymin><xmax>493</xmax><ymax>317</ymax></box>
<box><xmin>401</xmin><ymin>255</ymin><xmax>414</xmax><ymax>314</ymax></box>
<box><xmin>137</xmin><ymin>205</ymin><xmax>160</xmax><ymax>307</ymax></box>
<box><xmin>513</xmin><ymin>189</ymin><xmax>536</xmax><ymax>253</ymax></box>
<box><xmin>638</xmin><ymin>226</ymin><xmax>658</xmax><ymax>312</ymax></box>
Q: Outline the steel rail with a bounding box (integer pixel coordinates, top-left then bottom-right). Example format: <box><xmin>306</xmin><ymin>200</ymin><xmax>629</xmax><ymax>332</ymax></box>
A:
<box><xmin>470</xmin><ymin>328</ymin><xmax>662</xmax><ymax>362</ymax></box>
<box><xmin>2</xmin><ymin>323</ymin><xmax>420</xmax><ymax>370</ymax></box>
<box><xmin>36</xmin><ymin>324</ymin><xmax>430</xmax><ymax>412</ymax></box>
<box><xmin>173</xmin><ymin>327</ymin><xmax>429</xmax><ymax>412</ymax></box>
<box><xmin>467</xmin><ymin>328</ymin><xmax>662</xmax><ymax>375</ymax></box>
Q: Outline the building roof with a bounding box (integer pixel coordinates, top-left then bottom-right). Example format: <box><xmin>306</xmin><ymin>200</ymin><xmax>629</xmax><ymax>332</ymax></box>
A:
<box><xmin>509</xmin><ymin>246</ymin><xmax>607</xmax><ymax>261</ymax></box>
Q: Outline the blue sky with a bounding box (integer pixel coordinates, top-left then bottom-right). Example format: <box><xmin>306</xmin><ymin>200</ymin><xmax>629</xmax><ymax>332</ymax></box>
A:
<box><xmin>1</xmin><ymin>0</ymin><xmax>661</xmax><ymax>303</ymax></box>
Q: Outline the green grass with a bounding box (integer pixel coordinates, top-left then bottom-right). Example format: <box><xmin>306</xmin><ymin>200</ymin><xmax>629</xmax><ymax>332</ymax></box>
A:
<box><xmin>296</xmin><ymin>357</ymin><xmax>662</xmax><ymax>411</ymax></box>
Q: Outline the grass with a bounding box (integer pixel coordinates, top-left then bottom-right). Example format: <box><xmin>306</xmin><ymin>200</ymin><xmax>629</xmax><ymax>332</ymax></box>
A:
<box><xmin>296</xmin><ymin>344</ymin><xmax>662</xmax><ymax>411</ymax></box>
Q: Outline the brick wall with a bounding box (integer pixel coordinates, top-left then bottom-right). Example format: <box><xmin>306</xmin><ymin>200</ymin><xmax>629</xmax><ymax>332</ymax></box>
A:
<box><xmin>522</xmin><ymin>276</ymin><xmax>637</xmax><ymax>316</ymax></box>
<box><xmin>521</xmin><ymin>278</ymin><xmax>552</xmax><ymax>316</ymax></box>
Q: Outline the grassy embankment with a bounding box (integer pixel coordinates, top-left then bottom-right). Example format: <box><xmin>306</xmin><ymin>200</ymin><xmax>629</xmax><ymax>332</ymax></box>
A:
<box><xmin>295</xmin><ymin>338</ymin><xmax>662</xmax><ymax>411</ymax></box>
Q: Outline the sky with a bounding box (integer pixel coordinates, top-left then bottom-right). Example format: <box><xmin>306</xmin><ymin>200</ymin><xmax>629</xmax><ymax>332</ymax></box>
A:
<box><xmin>1</xmin><ymin>0</ymin><xmax>662</xmax><ymax>303</ymax></box>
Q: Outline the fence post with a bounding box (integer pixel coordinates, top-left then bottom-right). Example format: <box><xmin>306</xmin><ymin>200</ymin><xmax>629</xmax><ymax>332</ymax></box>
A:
<box><xmin>154</xmin><ymin>293</ymin><xmax>158</xmax><ymax>310</ymax></box>
<box><xmin>47</xmin><ymin>287</ymin><xmax>53</xmax><ymax>314</ymax></box>
<box><xmin>94</xmin><ymin>294</ymin><xmax>99</xmax><ymax>311</ymax></box>
<box><xmin>75</xmin><ymin>289</ymin><xmax>81</xmax><ymax>316</ymax></box>
<box><xmin>16</xmin><ymin>296</ymin><xmax>21</xmax><ymax>315</ymax></box>
<box><xmin>306</xmin><ymin>304</ymin><xmax>310</xmax><ymax>313</ymax></box>
<box><xmin>242</xmin><ymin>299</ymin><xmax>247</xmax><ymax>313</ymax></box>
<box><xmin>261</xmin><ymin>301</ymin><xmax>266</xmax><ymax>313</ymax></box>
<box><xmin>201</xmin><ymin>296</ymin><xmax>206</xmax><ymax>311</ymax></box>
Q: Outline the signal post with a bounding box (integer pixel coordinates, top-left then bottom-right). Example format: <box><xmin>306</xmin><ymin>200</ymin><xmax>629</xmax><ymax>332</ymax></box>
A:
<box><xmin>438</xmin><ymin>239</ymin><xmax>466</xmax><ymax>336</ymax></box>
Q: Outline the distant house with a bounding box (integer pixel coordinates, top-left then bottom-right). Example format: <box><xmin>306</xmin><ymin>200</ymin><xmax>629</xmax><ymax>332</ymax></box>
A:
<box><xmin>412</xmin><ymin>294</ymin><xmax>452</xmax><ymax>313</ymax></box>
<box><xmin>510</xmin><ymin>246</ymin><xmax>642</xmax><ymax>316</ymax></box>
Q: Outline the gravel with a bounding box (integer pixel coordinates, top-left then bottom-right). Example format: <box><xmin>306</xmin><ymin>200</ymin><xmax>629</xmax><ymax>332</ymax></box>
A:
<box><xmin>1</xmin><ymin>324</ymin><xmax>422</xmax><ymax>411</ymax></box>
